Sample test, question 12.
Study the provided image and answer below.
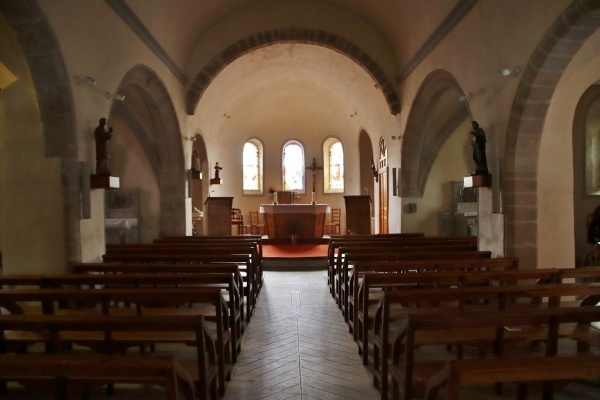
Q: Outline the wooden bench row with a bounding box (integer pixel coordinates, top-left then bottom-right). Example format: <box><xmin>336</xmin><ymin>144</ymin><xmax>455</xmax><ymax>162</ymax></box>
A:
<box><xmin>371</xmin><ymin>281</ymin><xmax>600</xmax><ymax>399</ymax></box>
<box><xmin>327</xmin><ymin>234</ymin><xmax>475</xmax><ymax>290</ymax></box>
<box><xmin>72</xmin><ymin>262</ymin><xmax>252</xmax><ymax>324</ymax></box>
<box><xmin>0</xmin><ymin>271</ymin><xmax>244</xmax><ymax>359</ymax></box>
<box><xmin>0</xmin><ymin>314</ymin><xmax>217</xmax><ymax>399</ymax></box>
<box><xmin>335</xmin><ymin>250</ymin><xmax>493</xmax><ymax>311</ymax></box>
<box><xmin>0</xmin><ymin>287</ymin><xmax>231</xmax><ymax>396</ymax></box>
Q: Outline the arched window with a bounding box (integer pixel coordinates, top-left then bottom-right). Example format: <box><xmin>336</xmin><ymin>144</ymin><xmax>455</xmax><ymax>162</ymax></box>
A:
<box><xmin>243</xmin><ymin>139</ymin><xmax>263</xmax><ymax>194</ymax></box>
<box><xmin>324</xmin><ymin>138</ymin><xmax>344</xmax><ymax>193</ymax></box>
<box><xmin>282</xmin><ymin>141</ymin><xmax>305</xmax><ymax>192</ymax></box>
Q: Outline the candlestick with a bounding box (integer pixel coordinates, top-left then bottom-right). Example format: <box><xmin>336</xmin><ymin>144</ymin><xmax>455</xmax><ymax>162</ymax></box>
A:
<box><xmin>273</xmin><ymin>192</ymin><xmax>278</xmax><ymax>205</ymax></box>
<box><xmin>311</xmin><ymin>192</ymin><xmax>316</xmax><ymax>205</ymax></box>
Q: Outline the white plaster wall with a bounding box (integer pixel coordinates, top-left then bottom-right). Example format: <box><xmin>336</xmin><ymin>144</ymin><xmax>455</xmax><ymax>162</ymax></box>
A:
<box><xmin>0</xmin><ymin>20</ymin><xmax>66</xmax><ymax>274</ymax></box>
<box><xmin>401</xmin><ymin>120</ymin><xmax>472</xmax><ymax>235</ymax></box>
<box><xmin>109</xmin><ymin>118</ymin><xmax>160</xmax><ymax>243</ymax></box>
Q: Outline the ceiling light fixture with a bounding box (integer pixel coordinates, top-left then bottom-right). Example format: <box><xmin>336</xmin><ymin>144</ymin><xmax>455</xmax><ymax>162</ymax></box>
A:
<box><xmin>106</xmin><ymin>92</ymin><xmax>125</xmax><ymax>101</ymax></box>
<box><xmin>457</xmin><ymin>93</ymin><xmax>472</xmax><ymax>102</ymax></box>
<box><xmin>74</xmin><ymin>75</ymin><xmax>96</xmax><ymax>86</ymax></box>
<box><xmin>499</xmin><ymin>66</ymin><xmax>520</xmax><ymax>77</ymax></box>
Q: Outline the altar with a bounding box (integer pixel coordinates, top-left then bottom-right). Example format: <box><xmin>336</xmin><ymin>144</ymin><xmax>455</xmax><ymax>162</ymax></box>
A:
<box><xmin>259</xmin><ymin>204</ymin><xmax>330</xmax><ymax>239</ymax></box>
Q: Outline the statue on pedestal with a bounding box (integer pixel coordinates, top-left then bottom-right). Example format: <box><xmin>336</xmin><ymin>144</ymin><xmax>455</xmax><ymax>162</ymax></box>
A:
<box><xmin>191</xmin><ymin>150</ymin><xmax>201</xmax><ymax>172</ymax></box>
<box><xmin>470</xmin><ymin>121</ymin><xmax>489</xmax><ymax>175</ymax></box>
<box><xmin>214</xmin><ymin>162</ymin><xmax>222</xmax><ymax>179</ymax></box>
<box><xmin>95</xmin><ymin>118</ymin><xmax>113</xmax><ymax>176</ymax></box>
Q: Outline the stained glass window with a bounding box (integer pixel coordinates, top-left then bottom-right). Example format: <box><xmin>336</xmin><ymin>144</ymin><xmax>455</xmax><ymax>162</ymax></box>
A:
<box><xmin>329</xmin><ymin>141</ymin><xmax>344</xmax><ymax>190</ymax></box>
<box><xmin>324</xmin><ymin>138</ymin><xmax>344</xmax><ymax>193</ymax></box>
<box><xmin>243</xmin><ymin>140</ymin><xmax>262</xmax><ymax>193</ymax></box>
<box><xmin>283</xmin><ymin>141</ymin><xmax>305</xmax><ymax>192</ymax></box>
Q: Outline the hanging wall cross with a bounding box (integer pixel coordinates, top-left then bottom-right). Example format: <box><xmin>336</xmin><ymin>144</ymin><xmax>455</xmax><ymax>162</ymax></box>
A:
<box><xmin>306</xmin><ymin>157</ymin><xmax>324</xmax><ymax>194</ymax></box>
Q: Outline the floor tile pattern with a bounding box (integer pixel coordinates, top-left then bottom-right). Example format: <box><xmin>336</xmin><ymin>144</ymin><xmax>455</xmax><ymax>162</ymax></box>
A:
<box><xmin>225</xmin><ymin>270</ymin><xmax>379</xmax><ymax>400</ymax></box>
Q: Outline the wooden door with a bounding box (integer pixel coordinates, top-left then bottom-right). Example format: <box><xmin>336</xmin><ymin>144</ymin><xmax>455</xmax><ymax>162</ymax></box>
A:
<box><xmin>377</xmin><ymin>138</ymin><xmax>388</xmax><ymax>234</ymax></box>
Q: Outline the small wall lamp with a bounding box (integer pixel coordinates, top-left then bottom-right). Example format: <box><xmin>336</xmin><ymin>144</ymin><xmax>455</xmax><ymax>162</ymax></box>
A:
<box><xmin>499</xmin><ymin>66</ymin><xmax>520</xmax><ymax>77</ymax></box>
<box><xmin>457</xmin><ymin>93</ymin><xmax>472</xmax><ymax>102</ymax></box>
<box><xmin>74</xmin><ymin>75</ymin><xmax>96</xmax><ymax>86</ymax></box>
<box><xmin>390</xmin><ymin>135</ymin><xmax>402</xmax><ymax>141</ymax></box>
<box><xmin>106</xmin><ymin>92</ymin><xmax>125</xmax><ymax>101</ymax></box>
<box><xmin>186</xmin><ymin>137</ymin><xmax>197</xmax><ymax>142</ymax></box>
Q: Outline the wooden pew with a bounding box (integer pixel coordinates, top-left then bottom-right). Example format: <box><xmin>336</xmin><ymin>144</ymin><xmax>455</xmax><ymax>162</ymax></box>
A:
<box><xmin>0</xmin><ymin>288</ymin><xmax>231</xmax><ymax>395</ymax></box>
<box><xmin>0</xmin><ymin>314</ymin><xmax>217</xmax><ymax>399</ymax></box>
<box><xmin>100</xmin><ymin>253</ymin><xmax>257</xmax><ymax>316</ymax></box>
<box><xmin>346</xmin><ymin>257</ymin><xmax>519</xmax><ymax>337</ymax></box>
<box><xmin>372</xmin><ymin>283</ymin><xmax>600</xmax><ymax>400</ymax></box>
<box><xmin>327</xmin><ymin>234</ymin><xmax>474</xmax><ymax>265</ymax></box>
<box><xmin>353</xmin><ymin>263</ymin><xmax>545</xmax><ymax>366</ymax></box>
<box><xmin>106</xmin><ymin>242</ymin><xmax>262</xmax><ymax>291</ymax></box>
<box><xmin>0</xmin><ymin>272</ymin><xmax>243</xmax><ymax>360</ymax></box>
<box><xmin>155</xmin><ymin>235</ymin><xmax>264</xmax><ymax>286</ymax></box>
<box><xmin>73</xmin><ymin>262</ymin><xmax>253</xmax><ymax>323</ymax></box>
<box><xmin>327</xmin><ymin>235</ymin><xmax>475</xmax><ymax>294</ymax></box>
<box><xmin>337</xmin><ymin>251</ymin><xmax>493</xmax><ymax>318</ymax></box>
<box><xmin>439</xmin><ymin>354</ymin><xmax>600</xmax><ymax>400</ymax></box>
<box><xmin>416</xmin><ymin>307</ymin><xmax>600</xmax><ymax>400</ymax></box>
<box><xmin>0</xmin><ymin>353</ymin><xmax>196</xmax><ymax>399</ymax></box>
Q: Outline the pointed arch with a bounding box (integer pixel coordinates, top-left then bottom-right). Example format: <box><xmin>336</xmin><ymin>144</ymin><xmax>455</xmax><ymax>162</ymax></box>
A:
<box><xmin>504</xmin><ymin>0</ymin><xmax>600</xmax><ymax>268</ymax></box>
<box><xmin>116</xmin><ymin>66</ymin><xmax>186</xmax><ymax>237</ymax></box>
<box><xmin>401</xmin><ymin>69</ymin><xmax>470</xmax><ymax>197</ymax></box>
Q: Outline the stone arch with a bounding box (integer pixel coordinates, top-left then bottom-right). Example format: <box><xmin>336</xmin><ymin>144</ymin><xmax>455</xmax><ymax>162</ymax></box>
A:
<box><xmin>186</xmin><ymin>29</ymin><xmax>400</xmax><ymax>116</ymax></box>
<box><xmin>401</xmin><ymin>69</ymin><xmax>470</xmax><ymax>197</ymax></box>
<box><xmin>504</xmin><ymin>0</ymin><xmax>600</xmax><ymax>268</ymax></box>
<box><xmin>1</xmin><ymin>0</ymin><xmax>80</xmax><ymax>262</ymax></box>
<box><xmin>117</xmin><ymin>66</ymin><xmax>186</xmax><ymax>237</ymax></box>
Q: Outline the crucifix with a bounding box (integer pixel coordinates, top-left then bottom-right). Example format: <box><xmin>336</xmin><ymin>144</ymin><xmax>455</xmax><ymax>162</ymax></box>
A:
<box><xmin>306</xmin><ymin>157</ymin><xmax>323</xmax><ymax>204</ymax></box>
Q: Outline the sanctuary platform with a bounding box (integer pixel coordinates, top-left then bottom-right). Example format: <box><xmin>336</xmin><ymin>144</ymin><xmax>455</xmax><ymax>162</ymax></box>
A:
<box><xmin>262</xmin><ymin>238</ymin><xmax>328</xmax><ymax>271</ymax></box>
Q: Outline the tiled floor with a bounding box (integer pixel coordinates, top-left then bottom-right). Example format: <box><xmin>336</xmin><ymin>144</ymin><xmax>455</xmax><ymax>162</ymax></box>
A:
<box><xmin>225</xmin><ymin>270</ymin><xmax>379</xmax><ymax>400</ymax></box>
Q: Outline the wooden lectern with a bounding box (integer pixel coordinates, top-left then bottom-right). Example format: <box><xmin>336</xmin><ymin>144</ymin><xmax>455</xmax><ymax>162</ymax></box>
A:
<box><xmin>204</xmin><ymin>197</ymin><xmax>233</xmax><ymax>236</ymax></box>
<box><xmin>344</xmin><ymin>195</ymin><xmax>371</xmax><ymax>235</ymax></box>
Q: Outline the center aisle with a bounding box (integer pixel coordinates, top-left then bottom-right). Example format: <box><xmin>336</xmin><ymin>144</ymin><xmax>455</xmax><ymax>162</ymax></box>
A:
<box><xmin>225</xmin><ymin>270</ymin><xmax>379</xmax><ymax>400</ymax></box>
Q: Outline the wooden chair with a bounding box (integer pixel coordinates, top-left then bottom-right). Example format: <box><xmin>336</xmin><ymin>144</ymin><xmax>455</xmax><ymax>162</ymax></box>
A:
<box><xmin>248</xmin><ymin>211</ymin><xmax>265</xmax><ymax>235</ymax></box>
<box><xmin>325</xmin><ymin>208</ymin><xmax>341</xmax><ymax>235</ymax></box>
<box><xmin>231</xmin><ymin>208</ymin><xmax>244</xmax><ymax>235</ymax></box>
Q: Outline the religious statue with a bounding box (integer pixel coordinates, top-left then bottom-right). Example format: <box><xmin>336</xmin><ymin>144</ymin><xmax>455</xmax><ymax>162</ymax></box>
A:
<box><xmin>470</xmin><ymin>121</ymin><xmax>489</xmax><ymax>175</ymax></box>
<box><xmin>191</xmin><ymin>150</ymin><xmax>201</xmax><ymax>172</ymax></box>
<box><xmin>94</xmin><ymin>117</ymin><xmax>113</xmax><ymax>176</ymax></box>
<box><xmin>370</xmin><ymin>158</ymin><xmax>379</xmax><ymax>182</ymax></box>
<box><xmin>214</xmin><ymin>162</ymin><xmax>222</xmax><ymax>179</ymax></box>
